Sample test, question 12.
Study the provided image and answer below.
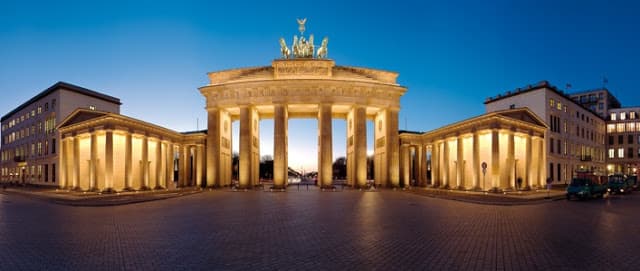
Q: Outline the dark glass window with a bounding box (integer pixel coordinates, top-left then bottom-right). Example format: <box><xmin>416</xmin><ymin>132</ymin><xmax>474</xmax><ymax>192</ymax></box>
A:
<box><xmin>549</xmin><ymin>163</ymin><xmax>554</xmax><ymax>181</ymax></box>
<box><xmin>629</xmin><ymin>135</ymin><xmax>634</xmax><ymax>145</ymax></box>
<box><xmin>619</xmin><ymin>135</ymin><xmax>624</xmax><ymax>145</ymax></box>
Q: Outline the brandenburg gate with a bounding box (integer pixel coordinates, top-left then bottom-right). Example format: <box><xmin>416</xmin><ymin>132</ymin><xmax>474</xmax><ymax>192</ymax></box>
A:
<box><xmin>199</xmin><ymin>20</ymin><xmax>407</xmax><ymax>189</ymax></box>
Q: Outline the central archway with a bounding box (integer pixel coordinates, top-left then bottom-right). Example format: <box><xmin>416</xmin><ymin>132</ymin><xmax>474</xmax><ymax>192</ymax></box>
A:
<box><xmin>200</xmin><ymin>59</ymin><xmax>406</xmax><ymax>189</ymax></box>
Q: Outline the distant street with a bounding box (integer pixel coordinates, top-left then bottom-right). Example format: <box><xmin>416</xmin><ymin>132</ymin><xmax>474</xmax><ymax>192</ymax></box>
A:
<box><xmin>1</xmin><ymin>189</ymin><xmax>639</xmax><ymax>270</ymax></box>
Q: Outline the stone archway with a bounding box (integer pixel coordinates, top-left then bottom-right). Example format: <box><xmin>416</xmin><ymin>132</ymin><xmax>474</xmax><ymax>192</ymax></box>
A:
<box><xmin>199</xmin><ymin>59</ymin><xmax>406</xmax><ymax>189</ymax></box>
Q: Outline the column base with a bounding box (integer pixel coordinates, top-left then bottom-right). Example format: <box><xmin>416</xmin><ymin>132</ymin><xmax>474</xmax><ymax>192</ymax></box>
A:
<box><xmin>87</xmin><ymin>187</ymin><xmax>100</xmax><ymax>193</ymax></box>
<box><xmin>471</xmin><ymin>186</ymin><xmax>483</xmax><ymax>192</ymax></box>
<box><xmin>139</xmin><ymin>186</ymin><xmax>151</xmax><ymax>191</ymax></box>
<box><xmin>102</xmin><ymin>188</ymin><xmax>116</xmax><ymax>194</ymax></box>
<box><xmin>122</xmin><ymin>187</ymin><xmax>135</xmax><ymax>192</ymax></box>
<box><xmin>154</xmin><ymin>185</ymin><xmax>165</xmax><ymax>190</ymax></box>
<box><xmin>71</xmin><ymin>186</ymin><xmax>83</xmax><ymax>192</ymax></box>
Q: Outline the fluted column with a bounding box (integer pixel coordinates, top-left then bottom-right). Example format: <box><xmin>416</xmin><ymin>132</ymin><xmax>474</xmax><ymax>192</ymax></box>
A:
<box><xmin>432</xmin><ymin>142</ymin><xmax>439</xmax><ymax>187</ymax></box>
<box><xmin>141</xmin><ymin>135</ymin><xmax>149</xmax><ymax>189</ymax></box>
<box><xmin>59</xmin><ymin>137</ymin><xmax>67</xmax><ymax>189</ymax></box>
<box><xmin>104</xmin><ymin>129</ymin><xmax>114</xmax><ymax>192</ymax></box>
<box><xmin>72</xmin><ymin>136</ymin><xmax>80</xmax><ymax>190</ymax></box>
<box><xmin>417</xmin><ymin>145</ymin><xmax>425</xmax><ymax>186</ymax></box>
<box><xmin>318</xmin><ymin>103</ymin><xmax>333</xmax><ymax>188</ymax></box>
<box><xmin>166</xmin><ymin>143</ymin><xmax>174</xmax><ymax>189</ymax></box>
<box><xmin>506</xmin><ymin>130</ymin><xmax>515</xmax><ymax>189</ymax></box>
<box><xmin>491</xmin><ymin>129</ymin><xmax>500</xmax><ymax>189</ymax></box>
<box><xmin>89</xmin><ymin>131</ymin><xmax>98</xmax><ymax>191</ymax></box>
<box><xmin>442</xmin><ymin>139</ymin><xmax>449</xmax><ymax>188</ymax></box>
<box><xmin>124</xmin><ymin>132</ymin><xmax>132</xmax><ymax>190</ymax></box>
<box><xmin>353</xmin><ymin>106</ymin><xmax>367</xmax><ymax>188</ymax></box>
<box><xmin>401</xmin><ymin>144</ymin><xmax>410</xmax><ymax>187</ymax></box>
<box><xmin>539</xmin><ymin>136</ymin><xmax>546</xmax><ymax>187</ymax></box>
<box><xmin>456</xmin><ymin>136</ymin><xmax>464</xmax><ymax>189</ymax></box>
<box><xmin>273</xmin><ymin>104</ymin><xmax>288</xmax><ymax>189</ymax></box>
<box><xmin>239</xmin><ymin>106</ymin><xmax>254</xmax><ymax>189</ymax></box>
<box><xmin>525</xmin><ymin>133</ymin><xmax>532</xmax><ymax>188</ymax></box>
<box><xmin>180</xmin><ymin>145</ymin><xmax>188</xmax><ymax>187</ymax></box>
<box><xmin>472</xmin><ymin>131</ymin><xmax>480</xmax><ymax>190</ymax></box>
<box><xmin>155</xmin><ymin>139</ymin><xmax>162</xmax><ymax>189</ymax></box>
<box><xmin>196</xmin><ymin>145</ymin><xmax>203</xmax><ymax>187</ymax></box>
<box><xmin>207</xmin><ymin>109</ymin><xmax>220</xmax><ymax>187</ymax></box>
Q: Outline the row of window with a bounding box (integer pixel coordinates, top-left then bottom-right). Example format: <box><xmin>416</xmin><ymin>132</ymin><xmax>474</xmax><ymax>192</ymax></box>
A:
<box><xmin>606</xmin><ymin>122</ymin><xmax>640</xmax><ymax>133</ymax></box>
<box><xmin>550</xmin><ymin>98</ymin><xmax>598</xmax><ymax>126</ymax></box>
<box><xmin>608</xmin><ymin>148</ymin><xmax>640</xmax><ymax>159</ymax></box>
<box><xmin>610</xmin><ymin>111</ymin><xmax>637</xmax><ymax>121</ymax></box>
<box><xmin>0</xmin><ymin>139</ymin><xmax>56</xmax><ymax>162</ymax></box>
<box><xmin>0</xmin><ymin>163</ymin><xmax>56</xmax><ymax>183</ymax></box>
<box><xmin>1</xmin><ymin>99</ymin><xmax>56</xmax><ymax>132</ymax></box>
<box><xmin>549</xmin><ymin>138</ymin><xmax>604</xmax><ymax>162</ymax></box>
<box><xmin>608</xmin><ymin>135</ymin><xmax>640</xmax><ymax>146</ymax></box>
<box><xmin>2</xmin><ymin>116</ymin><xmax>56</xmax><ymax>145</ymax></box>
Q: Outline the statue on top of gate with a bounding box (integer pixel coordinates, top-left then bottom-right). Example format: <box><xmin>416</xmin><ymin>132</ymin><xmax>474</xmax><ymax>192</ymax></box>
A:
<box><xmin>279</xmin><ymin>18</ymin><xmax>329</xmax><ymax>59</ymax></box>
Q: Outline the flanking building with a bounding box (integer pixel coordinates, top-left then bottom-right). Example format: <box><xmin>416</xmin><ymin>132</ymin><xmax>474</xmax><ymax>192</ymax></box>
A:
<box><xmin>605</xmin><ymin>107</ymin><xmax>640</xmax><ymax>175</ymax></box>
<box><xmin>484</xmin><ymin>81</ymin><xmax>607</xmax><ymax>184</ymax></box>
<box><xmin>0</xmin><ymin>82</ymin><xmax>121</xmax><ymax>186</ymax></box>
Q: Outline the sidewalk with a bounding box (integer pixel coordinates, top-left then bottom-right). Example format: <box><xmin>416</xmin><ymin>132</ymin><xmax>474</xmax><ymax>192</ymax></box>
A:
<box><xmin>0</xmin><ymin>186</ymin><xmax>202</xmax><ymax>206</ymax></box>
<box><xmin>405</xmin><ymin>187</ymin><xmax>566</xmax><ymax>205</ymax></box>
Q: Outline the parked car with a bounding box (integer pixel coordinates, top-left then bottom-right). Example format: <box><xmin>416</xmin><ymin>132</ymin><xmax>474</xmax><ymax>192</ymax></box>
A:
<box><xmin>566</xmin><ymin>178</ymin><xmax>607</xmax><ymax>200</ymax></box>
<box><xmin>607</xmin><ymin>174</ymin><xmax>632</xmax><ymax>194</ymax></box>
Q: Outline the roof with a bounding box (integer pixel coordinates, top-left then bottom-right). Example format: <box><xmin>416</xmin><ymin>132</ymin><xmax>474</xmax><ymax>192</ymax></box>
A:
<box><xmin>484</xmin><ymin>80</ymin><xmax>605</xmax><ymax>121</ymax></box>
<box><xmin>1</xmin><ymin>81</ymin><xmax>121</xmax><ymax>122</ymax></box>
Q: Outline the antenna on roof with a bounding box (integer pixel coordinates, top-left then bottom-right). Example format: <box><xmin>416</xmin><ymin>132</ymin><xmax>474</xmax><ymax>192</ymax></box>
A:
<box><xmin>602</xmin><ymin>75</ymin><xmax>608</xmax><ymax>89</ymax></box>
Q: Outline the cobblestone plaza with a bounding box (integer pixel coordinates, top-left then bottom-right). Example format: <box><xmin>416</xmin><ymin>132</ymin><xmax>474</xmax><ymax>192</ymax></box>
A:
<box><xmin>1</xmin><ymin>190</ymin><xmax>639</xmax><ymax>270</ymax></box>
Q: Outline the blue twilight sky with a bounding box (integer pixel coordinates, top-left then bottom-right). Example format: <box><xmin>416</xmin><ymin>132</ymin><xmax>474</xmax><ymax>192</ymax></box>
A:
<box><xmin>1</xmin><ymin>1</ymin><xmax>639</xmax><ymax>171</ymax></box>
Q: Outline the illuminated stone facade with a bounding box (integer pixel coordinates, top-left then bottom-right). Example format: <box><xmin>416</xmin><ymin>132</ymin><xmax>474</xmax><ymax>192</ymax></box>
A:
<box><xmin>0</xmin><ymin>82</ymin><xmax>121</xmax><ymax>186</ymax></box>
<box><xmin>57</xmin><ymin>109</ymin><xmax>205</xmax><ymax>191</ymax></box>
<box><xmin>200</xmin><ymin>59</ymin><xmax>407</xmax><ymax>188</ymax></box>
<box><xmin>399</xmin><ymin>108</ymin><xmax>547</xmax><ymax>190</ymax></box>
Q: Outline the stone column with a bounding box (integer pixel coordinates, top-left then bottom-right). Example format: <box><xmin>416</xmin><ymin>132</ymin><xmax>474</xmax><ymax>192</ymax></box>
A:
<box><xmin>239</xmin><ymin>106</ymin><xmax>254</xmax><ymax>189</ymax></box>
<box><xmin>180</xmin><ymin>145</ymin><xmax>188</xmax><ymax>187</ymax></box>
<box><xmin>442</xmin><ymin>139</ymin><xmax>449</xmax><ymax>188</ymax></box>
<box><xmin>432</xmin><ymin>142</ymin><xmax>439</xmax><ymax>187</ymax></box>
<box><xmin>525</xmin><ymin>133</ymin><xmax>532</xmax><ymax>188</ymax></box>
<box><xmin>318</xmin><ymin>103</ymin><xmax>333</xmax><ymax>188</ymax></box>
<box><xmin>124</xmin><ymin>132</ymin><xmax>132</xmax><ymax>190</ymax></box>
<box><xmin>141</xmin><ymin>135</ymin><xmax>149</xmax><ymax>190</ymax></box>
<box><xmin>539</xmin><ymin>136</ymin><xmax>546</xmax><ymax>187</ymax></box>
<box><xmin>104</xmin><ymin>129</ymin><xmax>114</xmax><ymax>192</ymax></box>
<box><xmin>90</xmin><ymin>131</ymin><xmax>98</xmax><ymax>191</ymax></box>
<box><xmin>196</xmin><ymin>145</ymin><xmax>203</xmax><ymax>188</ymax></box>
<box><xmin>401</xmin><ymin>144</ymin><xmax>410</xmax><ymax>187</ymax></box>
<box><xmin>166</xmin><ymin>143</ymin><xmax>174</xmax><ymax>189</ymax></box>
<box><xmin>207</xmin><ymin>109</ymin><xmax>220</xmax><ymax>187</ymax></box>
<box><xmin>72</xmin><ymin>136</ymin><xmax>80</xmax><ymax>190</ymax></box>
<box><xmin>420</xmin><ymin>145</ymin><xmax>427</xmax><ymax>187</ymax></box>
<box><xmin>353</xmin><ymin>106</ymin><xmax>367</xmax><ymax>188</ymax></box>
<box><xmin>491</xmin><ymin>129</ymin><xmax>500</xmax><ymax>190</ymax></box>
<box><xmin>507</xmin><ymin>130</ymin><xmax>515</xmax><ymax>190</ymax></box>
<box><xmin>273</xmin><ymin>104</ymin><xmax>288</xmax><ymax>189</ymax></box>
<box><xmin>155</xmin><ymin>139</ymin><xmax>162</xmax><ymax>189</ymax></box>
<box><xmin>415</xmin><ymin>145</ymin><xmax>424</xmax><ymax>186</ymax></box>
<box><xmin>388</xmin><ymin>109</ymin><xmax>400</xmax><ymax>187</ymax></box>
<box><xmin>456</xmin><ymin>136</ymin><xmax>464</xmax><ymax>189</ymax></box>
<box><xmin>59</xmin><ymin>137</ymin><xmax>67</xmax><ymax>189</ymax></box>
<box><xmin>472</xmin><ymin>131</ymin><xmax>480</xmax><ymax>190</ymax></box>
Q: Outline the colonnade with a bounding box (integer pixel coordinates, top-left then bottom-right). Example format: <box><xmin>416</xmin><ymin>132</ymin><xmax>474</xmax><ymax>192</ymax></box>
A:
<box><xmin>57</xmin><ymin>110</ymin><xmax>207</xmax><ymax>192</ymax></box>
<box><xmin>206</xmin><ymin>104</ymin><xmax>400</xmax><ymax>189</ymax></box>
<box><xmin>401</xmin><ymin>130</ymin><xmax>546</xmax><ymax>191</ymax></box>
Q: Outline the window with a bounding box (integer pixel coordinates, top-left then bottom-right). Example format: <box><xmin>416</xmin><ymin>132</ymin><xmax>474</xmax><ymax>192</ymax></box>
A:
<box><xmin>557</xmin><ymin>102</ymin><xmax>562</xmax><ymax>110</ymax></box>
<box><xmin>550</xmin><ymin>138</ymin><xmax>554</xmax><ymax>153</ymax></box>
<box><xmin>629</xmin><ymin>123</ymin><xmax>636</xmax><ymax>133</ymax></box>
<box><xmin>599</xmin><ymin>103</ymin><xmax>604</xmax><ymax>110</ymax></box>
<box><xmin>564</xmin><ymin>141</ymin><xmax>567</xmax><ymax>155</ymax></box>
<box><xmin>52</xmin><ymin>164</ymin><xmax>56</xmax><ymax>183</ymax></box>
<box><xmin>611</xmin><ymin>113</ymin><xmax>617</xmax><ymax>121</ymax></box>
<box><xmin>549</xmin><ymin>163</ymin><xmax>554</xmax><ymax>181</ymax></box>
<box><xmin>618</xmin><ymin>148</ymin><xmax>624</xmax><ymax>158</ymax></box>
<box><xmin>558</xmin><ymin>164</ymin><xmax>562</xmax><ymax>183</ymax></box>
<box><xmin>52</xmin><ymin>99</ymin><xmax>56</xmax><ymax>110</ymax></box>
<box><xmin>621</xmin><ymin>112</ymin><xmax>627</xmax><ymax>120</ymax></box>
<box><xmin>509</xmin><ymin>104</ymin><xmax>515</xmax><ymax>109</ymax></box>
<box><xmin>629</xmin><ymin>135</ymin><xmax>634</xmax><ymax>145</ymax></box>
<box><xmin>564</xmin><ymin>121</ymin><xmax>567</xmax><ymax>133</ymax></box>
<box><xmin>617</xmin><ymin>123</ymin><xmax>625</xmax><ymax>133</ymax></box>
<box><xmin>619</xmin><ymin>135</ymin><xmax>624</xmax><ymax>145</ymax></box>
<box><xmin>52</xmin><ymin>139</ymin><xmax>56</xmax><ymax>154</ymax></box>
<box><xmin>44</xmin><ymin>164</ymin><xmax>48</xmax><ymax>182</ymax></box>
<box><xmin>37</xmin><ymin>106</ymin><xmax>42</xmax><ymax>114</ymax></box>
<box><xmin>629</xmin><ymin>148</ymin><xmax>634</xmax><ymax>159</ymax></box>
<box><xmin>557</xmin><ymin>140</ymin><xmax>561</xmax><ymax>155</ymax></box>
<box><xmin>550</xmin><ymin>99</ymin><xmax>555</xmax><ymax>107</ymax></box>
<box><xmin>89</xmin><ymin>105</ymin><xmax>96</xmax><ymax>110</ymax></box>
